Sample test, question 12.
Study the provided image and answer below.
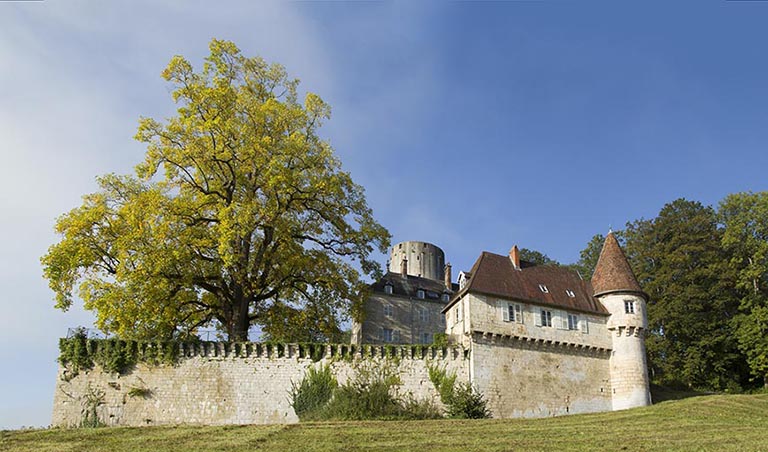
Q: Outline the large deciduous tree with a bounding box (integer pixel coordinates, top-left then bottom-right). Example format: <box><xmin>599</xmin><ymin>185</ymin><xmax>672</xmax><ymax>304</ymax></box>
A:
<box><xmin>623</xmin><ymin>199</ymin><xmax>746</xmax><ymax>391</ymax></box>
<box><xmin>719</xmin><ymin>192</ymin><xmax>768</xmax><ymax>387</ymax></box>
<box><xmin>42</xmin><ymin>39</ymin><xmax>390</xmax><ymax>341</ymax></box>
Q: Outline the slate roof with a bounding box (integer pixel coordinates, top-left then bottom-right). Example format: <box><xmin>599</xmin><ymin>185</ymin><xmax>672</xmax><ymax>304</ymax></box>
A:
<box><xmin>443</xmin><ymin>251</ymin><xmax>609</xmax><ymax>315</ymax></box>
<box><xmin>591</xmin><ymin>232</ymin><xmax>645</xmax><ymax>297</ymax></box>
<box><xmin>372</xmin><ymin>272</ymin><xmax>458</xmax><ymax>301</ymax></box>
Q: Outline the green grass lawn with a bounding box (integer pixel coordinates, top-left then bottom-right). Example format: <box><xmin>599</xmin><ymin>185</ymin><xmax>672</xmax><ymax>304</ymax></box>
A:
<box><xmin>2</xmin><ymin>394</ymin><xmax>767</xmax><ymax>452</ymax></box>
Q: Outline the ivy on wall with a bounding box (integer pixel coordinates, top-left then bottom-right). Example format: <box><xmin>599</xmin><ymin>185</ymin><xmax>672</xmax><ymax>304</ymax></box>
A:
<box><xmin>58</xmin><ymin>330</ymin><xmax>466</xmax><ymax>380</ymax></box>
<box><xmin>58</xmin><ymin>331</ymin><xmax>180</xmax><ymax>379</ymax></box>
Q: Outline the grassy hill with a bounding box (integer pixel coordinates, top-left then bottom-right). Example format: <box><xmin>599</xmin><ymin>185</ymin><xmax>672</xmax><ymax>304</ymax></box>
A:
<box><xmin>2</xmin><ymin>394</ymin><xmax>767</xmax><ymax>452</ymax></box>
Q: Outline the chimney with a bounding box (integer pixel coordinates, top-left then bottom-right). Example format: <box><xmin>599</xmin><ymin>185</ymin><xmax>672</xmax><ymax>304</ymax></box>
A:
<box><xmin>400</xmin><ymin>258</ymin><xmax>408</xmax><ymax>277</ymax></box>
<box><xmin>509</xmin><ymin>245</ymin><xmax>520</xmax><ymax>269</ymax></box>
<box><xmin>444</xmin><ymin>263</ymin><xmax>452</xmax><ymax>290</ymax></box>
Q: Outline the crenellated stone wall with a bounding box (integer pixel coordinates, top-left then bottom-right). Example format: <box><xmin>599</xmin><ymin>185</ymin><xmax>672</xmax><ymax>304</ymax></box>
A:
<box><xmin>469</xmin><ymin>334</ymin><xmax>613</xmax><ymax>418</ymax></box>
<box><xmin>51</xmin><ymin>343</ymin><xmax>469</xmax><ymax>427</ymax></box>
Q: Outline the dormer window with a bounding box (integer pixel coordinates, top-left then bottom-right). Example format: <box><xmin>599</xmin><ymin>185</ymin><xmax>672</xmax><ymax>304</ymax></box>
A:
<box><xmin>539</xmin><ymin>284</ymin><xmax>549</xmax><ymax>293</ymax></box>
<box><xmin>416</xmin><ymin>289</ymin><xmax>425</xmax><ymax>299</ymax></box>
<box><xmin>441</xmin><ymin>293</ymin><xmax>450</xmax><ymax>302</ymax></box>
<box><xmin>384</xmin><ymin>283</ymin><xmax>393</xmax><ymax>295</ymax></box>
<box><xmin>458</xmin><ymin>271</ymin><xmax>470</xmax><ymax>290</ymax></box>
<box><xmin>565</xmin><ymin>289</ymin><xmax>575</xmax><ymax>298</ymax></box>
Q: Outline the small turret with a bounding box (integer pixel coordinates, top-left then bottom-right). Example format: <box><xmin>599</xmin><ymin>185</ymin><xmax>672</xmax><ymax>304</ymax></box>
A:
<box><xmin>592</xmin><ymin>232</ymin><xmax>652</xmax><ymax>410</ymax></box>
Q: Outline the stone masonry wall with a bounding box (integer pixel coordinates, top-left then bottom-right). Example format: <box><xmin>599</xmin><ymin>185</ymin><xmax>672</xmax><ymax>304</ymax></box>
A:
<box><xmin>359</xmin><ymin>293</ymin><xmax>447</xmax><ymax>344</ymax></box>
<box><xmin>52</xmin><ymin>344</ymin><xmax>469</xmax><ymax>427</ymax></box>
<box><xmin>470</xmin><ymin>335</ymin><xmax>613</xmax><ymax>418</ymax></box>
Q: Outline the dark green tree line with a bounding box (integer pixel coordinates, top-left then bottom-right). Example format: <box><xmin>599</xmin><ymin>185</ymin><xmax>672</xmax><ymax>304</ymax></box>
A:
<box><xmin>573</xmin><ymin>195</ymin><xmax>768</xmax><ymax>390</ymax></box>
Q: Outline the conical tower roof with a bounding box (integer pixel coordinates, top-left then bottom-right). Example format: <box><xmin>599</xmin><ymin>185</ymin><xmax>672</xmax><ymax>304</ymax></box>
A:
<box><xmin>591</xmin><ymin>232</ymin><xmax>644</xmax><ymax>297</ymax></box>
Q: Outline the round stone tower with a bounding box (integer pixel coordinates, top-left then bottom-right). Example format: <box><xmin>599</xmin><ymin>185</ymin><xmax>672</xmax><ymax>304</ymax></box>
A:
<box><xmin>592</xmin><ymin>232</ymin><xmax>652</xmax><ymax>411</ymax></box>
<box><xmin>388</xmin><ymin>241</ymin><xmax>445</xmax><ymax>282</ymax></box>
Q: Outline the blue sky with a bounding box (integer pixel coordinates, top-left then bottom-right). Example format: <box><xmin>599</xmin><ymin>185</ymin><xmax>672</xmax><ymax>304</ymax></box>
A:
<box><xmin>2</xmin><ymin>0</ymin><xmax>768</xmax><ymax>429</ymax></box>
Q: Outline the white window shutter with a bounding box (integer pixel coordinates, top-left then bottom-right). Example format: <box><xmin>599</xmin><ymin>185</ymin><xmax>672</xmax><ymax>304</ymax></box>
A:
<box><xmin>502</xmin><ymin>301</ymin><xmax>510</xmax><ymax>322</ymax></box>
<box><xmin>534</xmin><ymin>307</ymin><xmax>542</xmax><ymax>327</ymax></box>
<box><xmin>580</xmin><ymin>318</ymin><xmax>589</xmax><ymax>334</ymax></box>
<box><xmin>553</xmin><ymin>311</ymin><xmax>562</xmax><ymax>329</ymax></box>
<box><xmin>515</xmin><ymin>304</ymin><xmax>523</xmax><ymax>323</ymax></box>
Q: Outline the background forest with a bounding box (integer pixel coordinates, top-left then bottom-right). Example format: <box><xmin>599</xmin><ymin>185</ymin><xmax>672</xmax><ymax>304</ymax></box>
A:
<box><xmin>559</xmin><ymin>193</ymin><xmax>768</xmax><ymax>391</ymax></box>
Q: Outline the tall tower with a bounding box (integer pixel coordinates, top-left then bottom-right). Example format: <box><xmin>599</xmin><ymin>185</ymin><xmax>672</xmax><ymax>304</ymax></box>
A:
<box><xmin>592</xmin><ymin>232</ymin><xmax>652</xmax><ymax>410</ymax></box>
<box><xmin>388</xmin><ymin>241</ymin><xmax>446</xmax><ymax>282</ymax></box>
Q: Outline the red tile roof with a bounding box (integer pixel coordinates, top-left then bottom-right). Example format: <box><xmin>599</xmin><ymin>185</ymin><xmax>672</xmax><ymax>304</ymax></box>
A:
<box><xmin>591</xmin><ymin>232</ymin><xmax>644</xmax><ymax>297</ymax></box>
<box><xmin>443</xmin><ymin>251</ymin><xmax>609</xmax><ymax>315</ymax></box>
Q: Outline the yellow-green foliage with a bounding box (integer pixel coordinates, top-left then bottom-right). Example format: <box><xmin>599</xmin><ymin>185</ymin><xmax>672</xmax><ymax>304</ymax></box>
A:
<box><xmin>290</xmin><ymin>360</ymin><xmax>441</xmax><ymax>421</ymax></box>
<box><xmin>428</xmin><ymin>364</ymin><xmax>489</xmax><ymax>419</ymax></box>
<box><xmin>41</xmin><ymin>38</ymin><xmax>390</xmax><ymax>342</ymax></box>
<box><xmin>289</xmin><ymin>365</ymin><xmax>337</xmax><ymax>421</ymax></box>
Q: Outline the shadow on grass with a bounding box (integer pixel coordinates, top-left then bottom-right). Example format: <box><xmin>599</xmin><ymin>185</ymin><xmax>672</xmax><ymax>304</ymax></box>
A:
<box><xmin>650</xmin><ymin>384</ymin><xmax>714</xmax><ymax>403</ymax></box>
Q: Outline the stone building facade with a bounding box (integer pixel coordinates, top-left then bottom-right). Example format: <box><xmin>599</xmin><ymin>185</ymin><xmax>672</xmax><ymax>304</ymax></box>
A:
<box><xmin>351</xmin><ymin>241</ymin><xmax>458</xmax><ymax>345</ymax></box>
<box><xmin>443</xmin><ymin>232</ymin><xmax>652</xmax><ymax>413</ymax></box>
<box><xmin>52</xmin><ymin>233</ymin><xmax>652</xmax><ymax>425</ymax></box>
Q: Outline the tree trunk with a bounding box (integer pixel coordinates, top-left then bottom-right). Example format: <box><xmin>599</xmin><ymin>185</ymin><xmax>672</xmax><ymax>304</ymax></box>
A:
<box><xmin>228</xmin><ymin>287</ymin><xmax>251</xmax><ymax>341</ymax></box>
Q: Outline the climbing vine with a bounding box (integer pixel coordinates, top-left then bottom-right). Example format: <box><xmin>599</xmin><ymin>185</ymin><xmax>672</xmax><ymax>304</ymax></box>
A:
<box><xmin>58</xmin><ymin>330</ymin><xmax>180</xmax><ymax>379</ymax></box>
<box><xmin>79</xmin><ymin>384</ymin><xmax>105</xmax><ymax>428</ymax></box>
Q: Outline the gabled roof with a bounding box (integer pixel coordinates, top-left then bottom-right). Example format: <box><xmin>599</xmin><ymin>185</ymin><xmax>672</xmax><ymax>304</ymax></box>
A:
<box><xmin>443</xmin><ymin>251</ymin><xmax>608</xmax><ymax>315</ymax></box>
<box><xmin>372</xmin><ymin>272</ymin><xmax>458</xmax><ymax>301</ymax></box>
<box><xmin>591</xmin><ymin>232</ymin><xmax>644</xmax><ymax>298</ymax></box>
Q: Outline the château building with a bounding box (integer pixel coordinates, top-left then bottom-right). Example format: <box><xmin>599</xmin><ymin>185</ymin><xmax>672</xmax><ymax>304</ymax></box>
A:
<box><xmin>357</xmin><ymin>233</ymin><xmax>652</xmax><ymax>413</ymax></box>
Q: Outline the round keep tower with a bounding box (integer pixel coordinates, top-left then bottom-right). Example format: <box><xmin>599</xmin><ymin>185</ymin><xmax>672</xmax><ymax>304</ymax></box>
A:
<box><xmin>388</xmin><ymin>241</ymin><xmax>445</xmax><ymax>282</ymax></box>
<box><xmin>592</xmin><ymin>232</ymin><xmax>652</xmax><ymax>411</ymax></box>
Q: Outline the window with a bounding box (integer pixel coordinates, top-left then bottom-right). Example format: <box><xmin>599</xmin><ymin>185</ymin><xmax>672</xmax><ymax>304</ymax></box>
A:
<box><xmin>624</xmin><ymin>300</ymin><xmax>635</xmax><ymax>314</ymax></box>
<box><xmin>419</xmin><ymin>309</ymin><xmax>429</xmax><ymax>323</ymax></box>
<box><xmin>441</xmin><ymin>293</ymin><xmax>450</xmax><ymax>302</ymax></box>
<box><xmin>384</xmin><ymin>283</ymin><xmax>393</xmax><ymax>295</ymax></box>
<box><xmin>565</xmin><ymin>289</ymin><xmax>575</xmax><ymax>298</ymax></box>
<box><xmin>456</xmin><ymin>304</ymin><xmax>463</xmax><ymax>324</ymax></box>
<box><xmin>567</xmin><ymin>313</ymin><xmax>579</xmax><ymax>330</ymax></box>
<box><xmin>416</xmin><ymin>289</ymin><xmax>425</xmax><ymax>299</ymax></box>
<box><xmin>383</xmin><ymin>304</ymin><xmax>393</xmax><ymax>317</ymax></box>
<box><xmin>540</xmin><ymin>309</ymin><xmax>552</xmax><ymax>327</ymax></box>
<box><xmin>382</xmin><ymin>328</ymin><xmax>393</xmax><ymax>343</ymax></box>
<box><xmin>502</xmin><ymin>302</ymin><xmax>523</xmax><ymax>323</ymax></box>
<box><xmin>539</xmin><ymin>284</ymin><xmax>549</xmax><ymax>293</ymax></box>
<box><xmin>421</xmin><ymin>332</ymin><xmax>430</xmax><ymax>344</ymax></box>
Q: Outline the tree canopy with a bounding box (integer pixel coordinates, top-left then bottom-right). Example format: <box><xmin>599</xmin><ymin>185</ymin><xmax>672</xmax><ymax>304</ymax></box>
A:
<box><xmin>719</xmin><ymin>192</ymin><xmax>768</xmax><ymax>384</ymax></box>
<box><xmin>518</xmin><ymin>248</ymin><xmax>558</xmax><ymax>266</ymax></box>
<box><xmin>42</xmin><ymin>39</ymin><xmax>390</xmax><ymax>341</ymax></box>
<box><xmin>622</xmin><ymin>199</ymin><xmax>745</xmax><ymax>391</ymax></box>
<box><xmin>570</xmin><ymin>195</ymin><xmax>768</xmax><ymax>390</ymax></box>
<box><xmin>569</xmin><ymin>233</ymin><xmax>605</xmax><ymax>280</ymax></box>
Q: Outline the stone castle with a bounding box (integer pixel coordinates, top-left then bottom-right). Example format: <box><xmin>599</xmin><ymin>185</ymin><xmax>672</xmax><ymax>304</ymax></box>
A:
<box><xmin>52</xmin><ymin>233</ymin><xmax>651</xmax><ymax>426</ymax></box>
<box><xmin>353</xmin><ymin>234</ymin><xmax>651</xmax><ymax>413</ymax></box>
